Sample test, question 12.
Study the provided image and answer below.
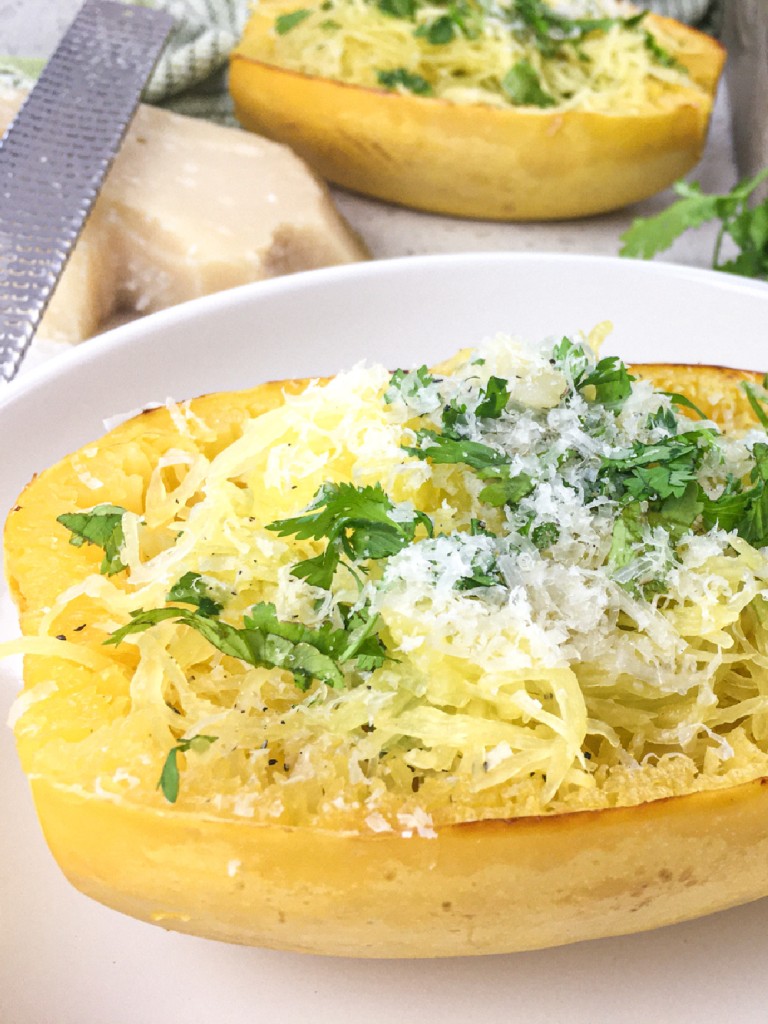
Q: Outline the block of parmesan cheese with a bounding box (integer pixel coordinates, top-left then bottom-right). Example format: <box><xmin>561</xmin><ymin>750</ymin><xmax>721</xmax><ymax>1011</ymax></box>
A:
<box><xmin>0</xmin><ymin>91</ymin><xmax>368</xmax><ymax>344</ymax></box>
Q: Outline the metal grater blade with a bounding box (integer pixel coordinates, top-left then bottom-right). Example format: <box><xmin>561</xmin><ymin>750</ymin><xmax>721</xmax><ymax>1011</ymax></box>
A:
<box><xmin>0</xmin><ymin>0</ymin><xmax>174</xmax><ymax>383</ymax></box>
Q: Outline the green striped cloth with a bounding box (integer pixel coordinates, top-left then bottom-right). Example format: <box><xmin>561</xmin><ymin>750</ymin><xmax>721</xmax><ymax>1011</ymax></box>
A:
<box><xmin>0</xmin><ymin>0</ymin><xmax>723</xmax><ymax>125</ymax></box>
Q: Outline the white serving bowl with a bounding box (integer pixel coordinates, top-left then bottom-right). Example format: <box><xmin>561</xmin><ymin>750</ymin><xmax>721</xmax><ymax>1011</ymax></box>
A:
<box><xmin>3</xmin><ymin>253</ymin><xmax>768</xmax><ymax>1024</ymax></box>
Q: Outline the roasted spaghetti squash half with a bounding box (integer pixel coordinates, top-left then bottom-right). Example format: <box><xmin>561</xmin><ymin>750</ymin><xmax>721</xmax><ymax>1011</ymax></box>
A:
<box><xmin>5</xmin><ymin>332</ymin><xmax>768</xmax><ymax>957</ymax></box>
<box><xmin>230</xmin><ymin>1</ymin><xmax>725</xmax><ymax>219</ymax></box>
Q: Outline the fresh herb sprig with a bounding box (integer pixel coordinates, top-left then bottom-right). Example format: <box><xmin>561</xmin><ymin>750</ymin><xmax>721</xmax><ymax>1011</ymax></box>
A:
<box><xmin>108</xmin><ymin>599</ymin><xmax>386</xmax><ymax>689</ymax></box>
<box><xmin>266</xmin><ymin>482</ymin><xmax>433</xmax><ymax>589</ymax></box>
<box><xmin>620</xmin><ymin>169</ymin><xmax>768</xmax><ymax>280</ymax></box>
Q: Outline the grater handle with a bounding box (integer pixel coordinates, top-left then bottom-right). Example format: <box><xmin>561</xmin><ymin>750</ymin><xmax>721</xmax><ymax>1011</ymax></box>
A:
<box><xmin>0</xmin><ymin>0</ymin><xmax>174</xmax><ymax>383</ymax></box>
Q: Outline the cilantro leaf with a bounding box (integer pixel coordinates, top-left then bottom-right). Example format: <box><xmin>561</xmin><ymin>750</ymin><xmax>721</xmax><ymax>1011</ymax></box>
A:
<box><xmin>454</xmin><ymin>562</ymin><xmax>504</xmax><ymax>591</ymax></box>
<box><xmin>167</xmin><ymin>572</ymin><xmax>223</xmax><ymax>618</ymax></box>
<box><xmin>158</xmin><ymin>734</ymin><xmax>217</xmax><ymax>804</ymax></box>
<box><xmin>643</xmin><ymin>29</ymin><xmax>682</xmax><ymax>70</ymax></box>
<box><xmin>734</xmin><ymin>443</ymin><xmax>768</xmax><ymax>548</ymax></box>
<box><xmin>385</xmin><ymin>364</ymin><xmax>437</xmax><ymax>403</ymax></box>
<box><xmin>600</xmin><ymin>430</ymin><xmax>715</xmax><ymax>501</ymax></box>
<box><xmin>655</xmin><ymin>482</ymin><xmax>704</xmax><ymax>540</ymax></box>
<box><xmin>646</xmin><ymin>405</ymin><xmax>678</xmax><ymax>435</ymax></box>
<box><xmin>275</xmin><ymin>8</ymin><xmax>312</xmax><ymax>33</ymax></box>
<box><xmin>405</xmin><ymin>429</ymin><xmax>534</xmax><ymax>509</ymax></box>
<box><xmin>475</xmin><ymin>376</ymin><xmax>512</xmax><ymax>418</ymax></box>
<box><xmin>336</xmin><ymin>603</ymin><xmax>388</xmax><ymax>671</ymax></box>
<box><xmin>607</xmin><ymin>505</ymin><xmax>643</xmax><ymax>573</ymax></box>
<box><xmin>478</xmin><ymin>470</ymin><xmax>534</xmax><ymax>508</ymax></box>
<box><xmin>377</xmin><ymin>0</ymin><xmax>417</xmax><ymax>17</ymax></box>
<box><xmin>267</xmin><ymin>483</ymin><xmax>433</xmax><ymax>590</ymax></box>
<box><xmin>107</xmin><ymin>604</ymin><xmax>343</xmax><ymax>686</ymax></box>
<box><xmin>107</xmin><ymin>599</ymin><xmax>388</xmax><ymax>690</ymax></box>
<box><xmin>507</xmin><ymin>0</ymin><xmax>645</xmax><ymax>59</ymax></box>
<box><xmin>57</xmin><ymin>504</ymin><xmax>129</xmax><ymax>575</ymax></box>
<box><xmin>620</xmin><ymin>181</ymin><xmax>721</xmax><ymax>259</ymax></box>
<box><xmin>404</xmin><ymin>429</ymin><xmax>508</xmax><ymax>472</ymax></box>
<box><xmin>376</xmin><ymin>67</ymin><xmax>433</xmax><ymax>95</ymax></box>
<box><xmin>620</xmin><ymin>169</ymin><xmax>768</xmax><ymax>279</ymax></box>
<box><xmin>442</xmin><ymin>398</ymin><xmax>468</xmax><ymax>437</ymax></box>
<box><xmin>501</xmin><ymin>60</ymin><xmax>556</xmax><ymax>107</ymax></box>
<box><xmin>469</xmin><ymin>518</ymin><xmax>495</xmax><ymax>536</ymax></box>
<box><xmin>742</xmin><ymin>381</ymin><xmax>768</xmax><ymax>429</ymax></box>
<box><xmin>579</xmin><ymin>356</ymin><xmax>635</xmax><ymax>410</ymax></box>
<box><xmin>414</xmin><ymin>14</ymin><xmax>455</xmax><ymax>44</ymax></box>
<box><xmin>552</xmin><ymin>336</ymin><xmax>591</xmax><ymax>387</ymax></box>
<box><xmin>663</xmin><ymin>391</ymin><xmax>708</xmax><ymax>421</ymax></box>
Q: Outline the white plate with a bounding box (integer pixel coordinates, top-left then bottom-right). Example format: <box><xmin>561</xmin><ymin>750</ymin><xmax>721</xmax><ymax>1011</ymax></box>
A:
<box><xmin>3</xmin><ymin>253</ymin><xmax>768</xmax><ymax>1024</ymax></box>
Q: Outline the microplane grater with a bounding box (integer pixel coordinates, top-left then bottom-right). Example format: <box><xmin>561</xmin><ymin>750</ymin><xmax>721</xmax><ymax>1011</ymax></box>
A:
<box><xmin>0</xmin><ymin>0</ymin><xmax>174</xmax><ymax>383</ymax></box>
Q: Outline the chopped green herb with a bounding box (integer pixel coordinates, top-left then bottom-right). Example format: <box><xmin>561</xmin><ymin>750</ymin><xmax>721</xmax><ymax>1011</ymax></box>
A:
<box><xmin>108</xmin><ymin>599</ymin><xmax>386</xmax><ymax>689</ymax></box>
<box><xmin>377</xmin><ymin>0</ymin><xmax>417</xmax><ymax>18</ymax></box>
<box><xmin>646</xmin><ymin>405</ymin><xmax>678</xmax><ymax>435</ymax></box>
<box><xmin>531</xmin><ymin>521</ymin><xmax>560</xmax><ymax>550</ymax></box>
<box><xmin>663</xmin><ymin>391</ymin><xmax>709</xmax><ymax>421</ymax></box>
<box><xmin>454</xmin><ymin>560</ymin><xmax>504</xmax><ymax>591</ymax></box>
<box><xmin>476</xmin><ymin>375</ymin><xmax>512</xmax><ymax>418</ymax></box>
<box><xmin>478</xmin><ymin>470</ymin><xmax>534</xmax><ymax>508</ymax></box>
<box><xmin>376</xmin><ymin>67</ymin><xmax>433</xmax><ymax>94</ymax></box>
<box><xmin>275</xmin><ymin>8</ymin><xmax>312</xmax><ymax>33</ymax></box>
<box><xmin>600</xmin><ymin>430</ymin><xmax>716</xmax><ymax>501</ymax></box>
<box><xmin>742</xmin><ymin>381</ymin><xmax>768</xmax><ymax>430</ymax></box>
<box><xmin>167</xmin><ymin>571</ymin><xmax>223</xmax><ymax>618</ymax></box>
<box><xmin>442</xmin><ymin>398</ymin><xmax>468</xmax><ymax>437</ymax></box>
<box><xmin>501</xmin><ymin>60</ymin><xmax>556</xmax><ymax>107</ymax></box>
<box><xmin>385</xmin><ymin>364</ymin><xmax>436</xmax><ymax>403</ymax></box>
<box><xmin>404</xmin><ymin>429</ymin><xmax>508</xmax><ymax>472</ymax></box>
<box><xmin>507</xmin><ymin>0</ymin><xmax>645</xmax><ymax>59</ymax></box>
<box><xmin>57</xmin><ymin>503</ymin><xmax>129</xmax><ymax>576</ymax></box>
<box><xmin>158</xmin><ymin>734</ymin><xmax>217</xmax><ymax>803</ymax></box>
<box><xmin>415</xmin><ymin>14</ymin><xmax>455</xmax><ymax>44</ymax></box>
<box><xmin>469</xmin><ymin>518</ymin><xmax>495</xmax><ymax>537</ymax></box>
<box><xmin>579</xmin><ymin>356</ymin><xmax>635</xmax><ymax>411</ymax></box>
<box><xmin>552</xmin><ymin>337</ymin><xmax>634</xmax><ymax>411</ymax></box>
<box><xmin>643</xmin><ymin>29</ymin><xmax>682</xmax><ymax>70</ymax></box>
<box><xmin>552</xmin><ymin>336</ymin><xmax>591</xmax><ymax>386</ymax></box>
